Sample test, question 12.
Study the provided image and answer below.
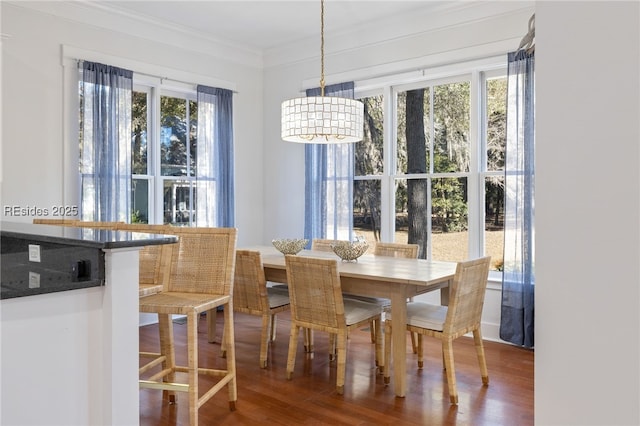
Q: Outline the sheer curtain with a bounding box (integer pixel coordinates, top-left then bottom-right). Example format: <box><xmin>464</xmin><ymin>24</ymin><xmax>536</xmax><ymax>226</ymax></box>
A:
<box><xmin>196</xmin><ymin>85</ymin><xmax>235</xmax><ymax>227</ymax></box>
<box><xmin>79</xmin><ymin>61</ymin><xmax>133</xmax><ymax>222</ymax></box>
<box><xmin>304</xmin><ymin>82</ymin><xmax>355</xmax><ymax>243</ymax></box>
<box><xmin>500</xmin><ymin>50</ymin><xmax>535</xmax><ymax>348</ymax></box>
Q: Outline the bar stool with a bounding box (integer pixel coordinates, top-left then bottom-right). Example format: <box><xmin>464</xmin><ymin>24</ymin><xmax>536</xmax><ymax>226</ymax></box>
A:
<box><xmin>138</xmin><ymin>227</ymin><xmax>238</xmax><ymax>426</ymax></box>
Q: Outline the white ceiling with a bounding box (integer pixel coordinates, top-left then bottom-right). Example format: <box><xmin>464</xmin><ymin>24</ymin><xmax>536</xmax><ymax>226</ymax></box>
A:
<box><xmin>6</xmin><ymin>1</ymin><xmax>534</xmax><ymax>68</ymax></box>
<box><xmin>77</xmin><ymin>0</ymin><xmax>450</xmax><ymax>52</ymax></box>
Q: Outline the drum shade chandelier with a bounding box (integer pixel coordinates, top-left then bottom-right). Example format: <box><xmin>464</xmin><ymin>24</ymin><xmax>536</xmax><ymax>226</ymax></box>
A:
<box><xmin>281</xmin><ymin>0</ymin><xmax>364</xmax><ymax>144</ymax></box>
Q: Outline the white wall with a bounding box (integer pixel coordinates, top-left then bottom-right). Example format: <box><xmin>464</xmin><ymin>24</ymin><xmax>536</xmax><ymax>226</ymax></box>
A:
<box><xmin>0</xmin><ymin>3</ymin><xmax>265</xmax><ymax>247</ymax></box>
<box><xmin>263</xmin><ymin>2</ymin><xmax>535</xmax><ymax>343</ymax></box>
<box><xmin>536</xmin><ymin>2</ymin><xmax>639</xmax><ymax>425</ymax></box>
<box><xmin>264</xmin><ymin>3</ymin><xmax>640</xmax><ymax>424</ymax></box>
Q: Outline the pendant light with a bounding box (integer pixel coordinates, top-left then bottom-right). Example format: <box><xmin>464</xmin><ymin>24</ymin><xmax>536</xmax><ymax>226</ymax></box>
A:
<box><xmin>281</xmin><ymin>0</ymin><xmax>364</xmax><ymax>144</ymax></box>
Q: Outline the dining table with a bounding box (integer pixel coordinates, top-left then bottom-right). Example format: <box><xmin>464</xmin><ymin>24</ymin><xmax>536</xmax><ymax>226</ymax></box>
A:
<box><xmin>248</xmin><ymin>245</ymin><xmax>457</xmax><ymax>398</ymax></box>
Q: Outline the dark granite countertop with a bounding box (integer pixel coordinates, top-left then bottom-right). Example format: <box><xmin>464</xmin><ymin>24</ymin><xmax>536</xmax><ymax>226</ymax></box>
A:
<box><xmin>1</xmin><ymin>222</ymin><xmax>178</xmax><ymax>300</ymax></box>
<box><xmin>0</xmin><ymin>221</ymin><xmax>178</xmax><ymax>249</ymax></box>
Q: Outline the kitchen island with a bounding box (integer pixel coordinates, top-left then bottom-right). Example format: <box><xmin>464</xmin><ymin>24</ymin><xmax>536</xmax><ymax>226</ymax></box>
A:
<box><xmin>1</xmin><ymin>221</ymin><xmax>177</xmax><ymax>426</ymax></box>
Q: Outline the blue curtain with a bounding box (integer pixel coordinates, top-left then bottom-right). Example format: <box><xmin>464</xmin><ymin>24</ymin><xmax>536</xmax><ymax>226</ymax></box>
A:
<box><xmin>500</xmin><ymin>50</ymin><xmax>535</xmax><ymax>348</ymax></box>
<box><xmin>196</xmin><ymin>85</ymin><xmax>235</xmax><ymax>227</ymax></box>
<box><xmin>79</xmin><ymin>61</ymin><xmax>133</xmax><ymax>222</ymax></box>
<box><xmin>304</xmin><ymin>82</ymin><xmax>355</xmax><ymax>244</ymax></box>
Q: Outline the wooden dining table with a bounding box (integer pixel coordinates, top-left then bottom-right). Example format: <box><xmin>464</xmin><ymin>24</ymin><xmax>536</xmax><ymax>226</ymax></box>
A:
<box><xmin>248</xmin><ymin>245</ymin><xmax>457</xmax><ymax>397</ymax></box>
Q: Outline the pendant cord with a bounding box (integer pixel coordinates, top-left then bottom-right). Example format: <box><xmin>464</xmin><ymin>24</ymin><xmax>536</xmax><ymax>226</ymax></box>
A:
<box><xmin>320</xmin><ymin>0</ymin><xmax>325</xmax><ymax>96</ymax></box>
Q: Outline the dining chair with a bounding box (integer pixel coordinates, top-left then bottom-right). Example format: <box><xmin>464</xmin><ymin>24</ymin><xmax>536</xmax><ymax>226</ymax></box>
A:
<box><xmin>374</xmin><ymin>242</ymin><xmax>420</xmax><ymax>353</ymax></box>
<box><xmin>342</xmin><ymin>242</ymin><xmax>420</xmax><ymax>348</ymax></box>
<box><xmin>374</xmin><ymin>242</ymin><xmax>419</xmax><ymax>258</ymax></box>
<box><xmin>270</xmin><ymin>238</ymin><xmax>342</xmax><ymax>352</ymax></box>
<box><xmin>116</xmin><ymin>223</ymin><xmax>172</xmax><ymax>297</ymax></box>
<box><xmin>284</xmin><ymin>255</ymin><xmax>383</xmax><ymax>395</ymax></box>
<box><xmin>311</xmin><ymin>238</ymin><xmax>341</xmax><ymax>252</ymax></box>
<box><xmin>383</xmin><ymin>256</ymin><xmax>491</xmax><ymax>404</ymax></box>
<box><xmin>138</xmin><ymin>227</ymin><xmax>238</xmax><ymax>426</ymax></box>
<box><xmin>223</xmin><ymin>249</ymin><xmax>290</xmax><ymax>368</ymax></box>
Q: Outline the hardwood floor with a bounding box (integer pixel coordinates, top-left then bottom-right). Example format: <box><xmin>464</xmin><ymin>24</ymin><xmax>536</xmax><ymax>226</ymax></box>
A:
<box><xmin>139</xmin><ymin>311</ymin><xmax>533</xmax><ymax>425</ymax></box>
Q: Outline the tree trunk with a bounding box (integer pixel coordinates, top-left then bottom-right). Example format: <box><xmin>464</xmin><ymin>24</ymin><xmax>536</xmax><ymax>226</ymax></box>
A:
<box><xmin>406</xmin><ymin>90</ymin><xmax>429</xmax><ymax>258</ymax></box>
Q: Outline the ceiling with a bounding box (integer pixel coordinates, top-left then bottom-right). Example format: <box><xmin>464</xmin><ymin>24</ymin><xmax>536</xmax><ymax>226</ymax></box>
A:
<box><xmin>80</xmin><ymin>0</ymin><xmax>450</xmax><ymax>52</ymax></box>
<box><xmin>7</xmin><ymin>1</ymin><xmax>533</xmax><ymax>68</ymax></box>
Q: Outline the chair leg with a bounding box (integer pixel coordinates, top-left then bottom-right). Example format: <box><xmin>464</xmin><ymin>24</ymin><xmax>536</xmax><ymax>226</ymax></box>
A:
<box><xmin>328</xmin><ymin>333</ymin><xmax>337</xmax><ymax>361</ymax></box>
<box><xmin>336</xmin><ymin>330</ymin><xmax>347</xmax><ymax>395</ymax></box>
<box><xmin>220</xmin><ymin>327</ymin><xmax>227</xmax><ymax>358</ymax></box>
<box><xmin>223</xmin><ymin>302</ymin><xmax>238</xmax><ymax>410</ymax></box>
<box><xmin>303</xmin><ymin>328</ymin><xmax>314</xmax><ymax>353</ymax></box>
<box><xmin>187</xmin><ymin>311</ymin><xmax>199</xmax><ymax>426</ymax></box>
<box><xmin>383</xmin><ymin>320</ymin><xmax>391</xmax><ymax>384</ymax></box>
<box><xmin>269</xmin><ymin>314</ymin><xmax>277</xmax><ymax>341</ymax></box>
<box><xmin>442</xmin><ymin>339</ymin><xmax>458</xmax><ymax>404</ymax></box>
<box><xmin>374</xmin><ymin>316</ymin><xmax>383</xmax><ymax>373</ymax></box>
<box><xmin>286</xmin><ymin>325</ymin><xmax>300</xmax><ymax>380</ymax></box>
<box><xmin>207</xmin><ymin>308</ymin><xmax>217</xmax><ymax>343</ymax></box>
<box><xmin>369</xmin><ymin>319</ymin><xmax>376</xmax><ymax>343</ymax></box>
<box><xmin>260</xmin><ymin>314</ymin><xmax>270</xmax><ymax>368</ymax></box>
<box><xmin>417</xmin><ymin>334</ymin><xmax>424</xmax><ymax>369</ymax></box>
<box><xmin>158</xmin><ymin>313</ymin><xmax>176</xmax><ymax>402</ymax></box>
<box><xmin>410</xmin><ymin>331</ymin><xmax>418</xmax><ymax>354</ymax></box>
<box><xmin>473</xmin><ymin>329</ymin><xmax>489</xmax><ymax>385</ymax></box>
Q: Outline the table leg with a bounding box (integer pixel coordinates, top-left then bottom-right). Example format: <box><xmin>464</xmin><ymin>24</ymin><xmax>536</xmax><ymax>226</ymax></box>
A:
<box><xmin>390</xmin><ymin>292</ymin><xmax>407</xmax><ymax>397</ymax></box>
<box><xmin>440</xmin><ymin>284</ymin><xmax>450</xmax><ymax>306</ymax></box>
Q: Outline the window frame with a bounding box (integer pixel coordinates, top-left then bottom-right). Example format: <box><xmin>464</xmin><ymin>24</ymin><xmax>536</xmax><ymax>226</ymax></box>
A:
<box><xmin>353</xmin><ymin>58</ymin><xmax>507</xmax><ymax>275</ymax></box>
<box><xmin>133</xmin><ymin>78</ymin><xmax>200</xmax><ymax>225</ymax></box>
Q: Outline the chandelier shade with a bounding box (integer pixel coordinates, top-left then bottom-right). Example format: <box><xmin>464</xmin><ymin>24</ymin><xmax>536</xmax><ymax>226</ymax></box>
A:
<box><xmin>281</xmin><ymin>95</ymin><xmax>364</xmax><ymax>144</ymax></box>
<box><xmin>280</xmin><ymin>0</ymin><xmax>364</xmax><ymax>144</ymax></box>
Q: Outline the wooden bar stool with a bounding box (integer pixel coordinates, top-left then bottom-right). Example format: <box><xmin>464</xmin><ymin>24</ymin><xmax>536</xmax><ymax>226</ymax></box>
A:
<box><xmin>138</xmin><ymin>227</ymin><xmax>238</xmax><ymax>426</ymax></box>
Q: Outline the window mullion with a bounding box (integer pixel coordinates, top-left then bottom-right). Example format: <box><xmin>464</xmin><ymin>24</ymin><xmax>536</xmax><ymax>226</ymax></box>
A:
<box><xmin>150</xmin><ymin>85</ymin><xmax>163</xmax><ymax>224</ymax></box>
<box><xmin>381</xmin><ymin>85</ymin><xmax>395</xmax><ymax>242</ymax></box>
<box><xmin>468</xmin><ymin>70</ymin><xmax>482</xmax><ymax>259</ymax></box>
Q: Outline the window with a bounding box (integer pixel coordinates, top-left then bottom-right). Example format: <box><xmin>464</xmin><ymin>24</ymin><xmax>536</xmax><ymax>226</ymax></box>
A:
<box><xmin>354</xmin><ymin>67</ymin><xmax>506</xmax><ymax>271</ymax></box>
<box><xmin>78</xmin><ymin>60</ymin><xmax>234</xmax><ymax>227</ymax></box>
<box><xmin>131</xmin><ymin>87</ymin><xmax>199</xmax><ymax>225</ymax></box>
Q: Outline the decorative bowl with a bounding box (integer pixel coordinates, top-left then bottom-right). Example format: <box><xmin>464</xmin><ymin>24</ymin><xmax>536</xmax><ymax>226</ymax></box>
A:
<box><xmin>272</xmin><ymin>238</ymin><xmax>309</xmax><ymax>255</ymax></box>
<box><xmin>330</xmin><ymin>240</ymin><xmax>369</xmax><ymax>261</ymax></box>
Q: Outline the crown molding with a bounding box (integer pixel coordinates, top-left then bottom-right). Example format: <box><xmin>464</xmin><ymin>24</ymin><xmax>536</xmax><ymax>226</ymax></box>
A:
<box><xmin>264</xmin><ymin>1</ymin><xmax>535</xmax><ymax>68</ymax></box>
<box><xmin>4</xmin><ymin>0</ymin><xmax>265</xmax><ymax>69</ymax></box>
<box><xmin>5</xmin><ymin>0</ymin><xmax>534</xmax><ymax>70</ymax></box>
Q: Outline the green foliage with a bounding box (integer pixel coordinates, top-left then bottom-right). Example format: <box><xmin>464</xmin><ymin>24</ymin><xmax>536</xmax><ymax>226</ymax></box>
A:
<box><xmin>354</xmin><ymin>77</ymin><xmax>505</xmax><ymax>248</ymax></box>
<box><xmin>158</xmin><ymin>96</ymin><xmax>198</xmax><ymax>177</ymax></box>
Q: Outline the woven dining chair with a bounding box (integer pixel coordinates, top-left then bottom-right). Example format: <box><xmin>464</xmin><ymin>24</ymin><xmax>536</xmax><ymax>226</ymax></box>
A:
<box><xmin>311</xmin><ymin>238</ymin><xmax>340</xmax><ymax>252</ymax></box>
<box><xmin>116</xmin><ymin>223</ymin><xmax>173</xmax><ymax>297</ymax></box>
<box><xmin>138</xmin><ymin>227</ymin><xmax>238</xmax><ymax>426</ymax></box>
<box><xmin>383</xmin><ymin>256</ymin><xmax>491</xmax><ymax>404</ymax></box>
<box><xmin>284</xmin><ymin>255</ymin><xmax>382</xmax><ymax>395</ymax></box>
<box><xmin>341</xmin><ymin>242</ymin><xmax>420</xmax><ymax>348</ymax></box>
<box><xmin>222</xmin><ymin>249</ymin><xmax>290</xmax><ymax>368</ymax></box>
<box><xmin>374</xmin><ymin>242</ymin><xmax>419</xmax><ymax>258</ymax></box>
<box><xmin>374</xmin><ymin>242</ymin><xmax>420</xmax><ymax>352</ymax></box>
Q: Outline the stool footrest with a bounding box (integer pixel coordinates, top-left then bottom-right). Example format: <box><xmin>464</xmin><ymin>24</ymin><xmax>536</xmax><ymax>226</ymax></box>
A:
<box><xmin>198</xmin><ymin>374</ymin><xmax>235</xmax><ymax>408</ymax></box>
<box><xmin>139</xmin><ymin>353</ymin><xmax>166</xmax><ymax>375</ymax></box>
<box><xmin>139</xmin><ymin>380</ymin><xmax>189</xmax><ymax>392</ymax></box>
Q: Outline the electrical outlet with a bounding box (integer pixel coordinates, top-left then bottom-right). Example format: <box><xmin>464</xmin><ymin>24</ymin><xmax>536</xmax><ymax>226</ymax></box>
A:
<box><xmin>28</xmin><ymin>244</ymin><xmax>41</xmax><ymax>262</ymax></box>
<box><xmin>29</xmin><ymin>272</ymin><xmax>40</xmax><ymax>288</ymax></box>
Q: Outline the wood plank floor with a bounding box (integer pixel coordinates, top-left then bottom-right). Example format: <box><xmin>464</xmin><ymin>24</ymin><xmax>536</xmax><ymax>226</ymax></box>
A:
<box><xmin>139</xmin><ymin>311</ymin><xmax>533</xmax><ymax>425</ymax></box>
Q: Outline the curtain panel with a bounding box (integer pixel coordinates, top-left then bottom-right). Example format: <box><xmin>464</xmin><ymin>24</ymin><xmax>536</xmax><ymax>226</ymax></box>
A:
<box><xmin>79</xmin><ymin>61</ymin><xmax>133</xmax><ymax>222</ymax></box>
<box><xmin>304</xmin><ymin>82</ymin><xmax>356</xmax><ymax>243</ymax></box>
<box><xmin>500</xmin><ymin>50</ymin><xmax>535</xmax><ymax>348</ymax></box>
<box><xmin>196</xmin><ymin>85</ymin><xmax>235</xmax><ymax>227</ymax></box>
